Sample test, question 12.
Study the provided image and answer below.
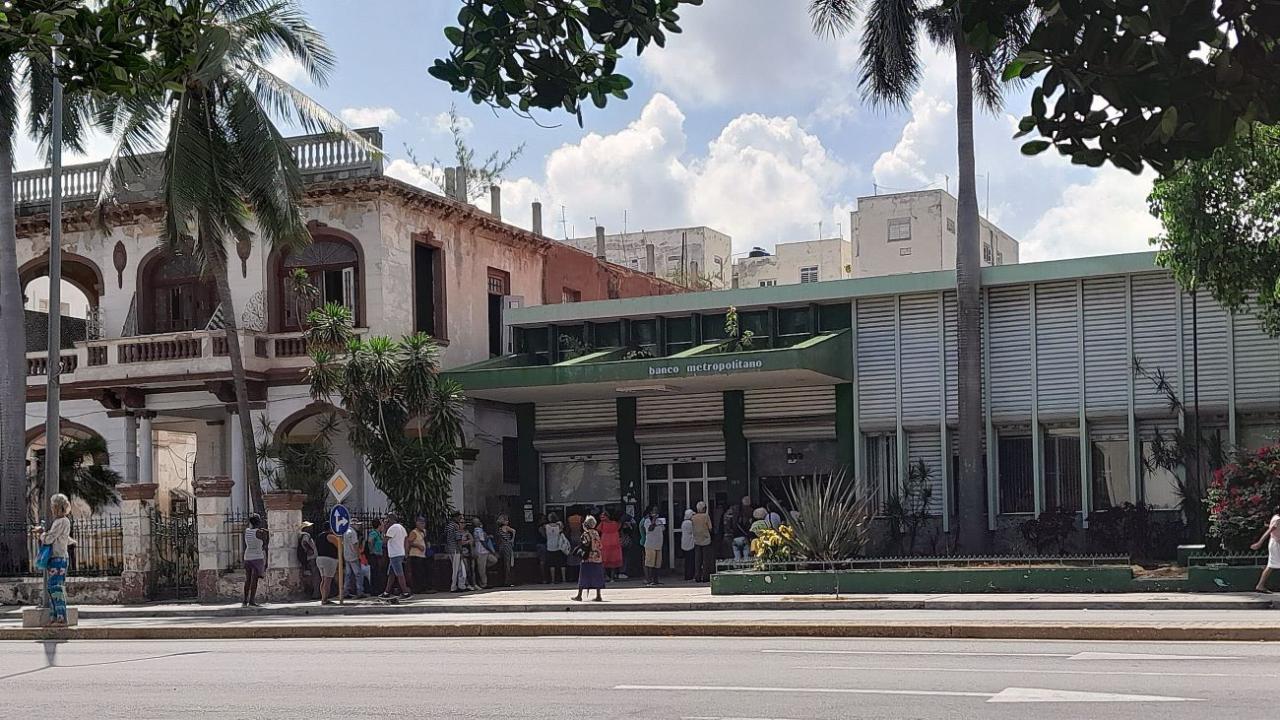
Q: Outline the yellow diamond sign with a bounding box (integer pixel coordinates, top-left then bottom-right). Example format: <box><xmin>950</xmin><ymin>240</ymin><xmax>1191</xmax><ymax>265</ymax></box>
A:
<box><xmin>326</xmin><ymin>470</ymin><xmax>353</xmax><ymax>503</ymax></box>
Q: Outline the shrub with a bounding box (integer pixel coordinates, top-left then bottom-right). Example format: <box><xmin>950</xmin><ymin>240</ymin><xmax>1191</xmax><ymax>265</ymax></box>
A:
<box><xmin>1087</xmin><ymin>502</ymin><xmax>1152</xmax><ymax>560</ymax></box>
<box><xmin>765</xmin><ymin>469</ymin><xmax>874</xmax><ymax>562</ymax></box>
<box><xmin>1206</xmin><ymin>445</ymin><xmax>1280</xmax><ymax>551</ymax></box>
<box><xmin>1019</xmin><ymin>506</ymin><xmax>1076</xmax><ymax>555</ymax></box>
<box><xmin>750</xmin><ymin>525</ymin><xmax>795</xmax><ymax>567</ymax></box>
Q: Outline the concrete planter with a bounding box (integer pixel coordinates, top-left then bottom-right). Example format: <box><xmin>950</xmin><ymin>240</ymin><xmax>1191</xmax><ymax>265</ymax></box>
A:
<box><xmin>711</xmin><ymin>566</ymin><xmax>1138</xmax><ymax>595</ymax></box>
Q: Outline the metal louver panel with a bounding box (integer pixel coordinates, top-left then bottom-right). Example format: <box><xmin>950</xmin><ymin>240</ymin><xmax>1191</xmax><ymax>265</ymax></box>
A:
<box><xmin>988</xmin><ymin>286</ymin><xmax>1032</xmax><ymax>420</ymax></box>
<box><xmin>1233</xmin><ymin>308</ymin><xmax>1280</xmax><ymax>411</ymax></box>
<box><xmin>1131</xmin><ymin>273</ymin><xmax>1181</xmax><ymax>414</ymax></box>
<box><xmin>857</xmin><ymin>297</ymin><xmax>897</xmax><ymax>426</ymax></box>
<box><xmin>1082</xmin><ymin>277</ymin><xmax>1130</xmax><ymax>416</ymax></box>
<box><xmin>1035</xmin><ymin>282</ymin><xmax>1080</xmax><ymax>419</ymax></box>
<box><xmin>899</xmin><ymin>293</ymin><xmax>942</xmax><ymax>426</ymax></box>
<box><xmin>641</xmin><ymin>442</ymin><xmax>725</xmax><ymax>464</ymax></box>
<box><xmin>1181</xmin><ymin>294</ymin><xmax>1230</xmax><ymax>410</ymax></box>
<box><xmin>905</xmin><ymin>429</ymin><xmax>944</xmax><ymax>516</ymax></box>
<box><xmin>744</xmin><ymin>386</ymin><xmax>836</xmax><ymax>420</ymax></box>
<box><xmin>540</xmin><ymin>449</ymin><xmax>618</xmax><ymax>464</ymax></box>
<box><xmin>637</xmin><ymin>393</ymin><xmax>722</xmax><ymax>426</ymax></box>
<box><xmin>537</xmin><ymin>400</ymin><xmax>616</xmax><ymax>433</ymax></box>
<box><xmin>1089</xmin><ymin>419</ymin><xmax>1129</xmax><ymax>440</ymax></box>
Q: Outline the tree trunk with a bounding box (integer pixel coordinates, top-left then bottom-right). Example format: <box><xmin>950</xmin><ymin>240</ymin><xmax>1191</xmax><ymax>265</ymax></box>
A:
<box><xmin>952</xmin><ymin>27</ymin><xmax>988</xmax><ymax>552</ymax></box>
<box><xmin>213</xmin><ymin>258</ymin><xmax>265</xmax><ymax>515</ymax></box>
<box><xmin>0</xmin><ymin>103</ymin><xmax>27</xmax><ymax>525</ymax></box>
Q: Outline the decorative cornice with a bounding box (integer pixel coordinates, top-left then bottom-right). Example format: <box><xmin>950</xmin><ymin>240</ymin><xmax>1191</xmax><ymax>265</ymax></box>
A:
<box><xmin>118</xmin><ymin>483</ymin><xmax>159</xmax><ymax>502</ymax></box>
<box><xmin>192</xmin><ymin>477</ymin><xmax>235</xmax><ymax>498</ymax></box>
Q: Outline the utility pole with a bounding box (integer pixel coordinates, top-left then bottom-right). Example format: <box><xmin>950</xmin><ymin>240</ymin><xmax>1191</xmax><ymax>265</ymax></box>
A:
<box><xmin>44</xmin><ymin>34</ymin><xmax>64</xmax><ymax>516</ymax></box>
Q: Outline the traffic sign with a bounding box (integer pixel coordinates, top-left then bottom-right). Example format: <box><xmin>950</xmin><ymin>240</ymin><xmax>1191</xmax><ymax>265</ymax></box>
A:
<box><xmin>326</xmin><ymin>469</ymin><xmax>353</xmax><ymax>502</ymax></box>
<box><xmin>330</xmin><ymin>504</ymin><xmax>351</xmax><ymax>536</ymax></box>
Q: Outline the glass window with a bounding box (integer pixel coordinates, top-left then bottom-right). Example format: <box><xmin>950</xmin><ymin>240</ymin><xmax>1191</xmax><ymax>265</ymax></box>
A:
<box><xmin>946</xmin><ymin>218</ymin><xmax>955</xmax><ymax>233</ymax></box>
<box><xmin>998</xmin><ymin>435</ymin><xmax>1034</xmax><ymax>514</ymax></box>
<box><xmin>1043</xmin><ymin>433</ymin><xmax>1082</xmax><ymax>512</ymax></box>
<box><xmin>593</xmin><ymin>321</ymin><xmax>621</xmax><ymax>348</ymax></box>
<box><xmin>672</xmin><ymin>462</ymin><xmax>703</xmax><ymax>479</ymax></box>
<box><xmin>865</xmin><ymin>434</ymin><xmax>898</xmax><ymax>499</ymax></box>
<box><xmin>544</xmin><ymin>460</ymin><xmax>620</xmax><ymax>505</ymax></box>
<box><xmin>701</xmin><ymin>313</ymin><xmax>728</xmax><ymax>342</ymax></box>
<box><xmin>665</xmin><ymin>316</ymin><xmax>695</xmax><ymax>351</ymax></box>
<box><xmin>995</xmin><ymin>251</ymin><xmax>1004</xmax><ymax>266</ymax></box>
<box><xmin>777</xmin><ymin>307</ymin><xmax>811</xmax><ymax>336</ymax></box>
<box><xmin>888</xmin><ymin>217</ymin><xmax>911</xmax><ymax>241</ymax></box>
<box><xmin>705</xmin><ymin>461</ymin><xmax>727</xmax><ymax>478</ymax></box>
<box><xmin>800</xmin><ymin>266</ymin><xmax>819</xmax><ymax>284</ymax></box>
<box><xmin>1141</xmin><ymin>441</ymin><xmax>1181</xmax><ymax>509</ymax></box>
<box><xmin>645</xmin><ymin>464</ymin><xmax>669</xmax><ymax>481</ymax></box>
<box><xmin>758</xmin><ymin>280</ymin><xmax>776</xmax><ymax>287</ymax></box>
<box><xmin>1091</xmin><ymin>439</ymin><xmax>1133</xmax><ymax>510</ymax></box>
<box><xmin>818</xmin><ymin>303</ymin><xmax>852</xmax><ymax>332</ymax></box>
<box><xmin>983</xmin><ymin>243</ymin><xmax>994</xmax><ymax>263</ymax></box>
<box><xmin>630</xmin><ymin>319</ymin><xmax>659</xmax><ymax>349</ymax></box>
<box><xmin>899</xmin><ymin>246</ymin><xmax>912</xmax><ymax>256</ymax></box>
<box><xmin>741</xmin><ymin>310</ymin><xmax>770</xmax><ymax>345</ymax></box>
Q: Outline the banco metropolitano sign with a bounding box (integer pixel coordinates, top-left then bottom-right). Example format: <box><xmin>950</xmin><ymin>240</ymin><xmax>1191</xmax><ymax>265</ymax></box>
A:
<box><xmin>648</xmin><ymin>358</ymin><xmax>766</xmax><ymax>378</ymax></box>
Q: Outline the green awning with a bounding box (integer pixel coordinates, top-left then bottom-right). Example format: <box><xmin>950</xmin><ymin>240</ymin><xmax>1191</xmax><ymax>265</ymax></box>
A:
<box><xmin>445</xmin><ymin>330</ymin><xmax>851</xmax><ymax>403</ymax></box>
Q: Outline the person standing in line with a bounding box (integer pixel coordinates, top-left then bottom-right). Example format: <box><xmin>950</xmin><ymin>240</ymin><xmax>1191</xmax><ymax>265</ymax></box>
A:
<box><xmin>1250</xmin><ymin>508</ymin><xmax>1280</xmax><ymax>593</ymax></box>
<box><xmin>380</xmin><ymin>512</ymin><xmax>412</xmax><ymax>600</ymax></box>
<box><xmin>342</xmin><ymin>521</ymin><xmax>367</xmax><ymax>599</ymax></box>
<box><xmin>572</xmin><ymin>515</ymin><xmax>605</xmax><ymax>602</ymax></box>
<box><xmin>445</xmin><ymin>513</ymin><xmax>469</xmax><ymax>592</ymax></box>
<box><xmin>367</xmin><ymin>520</ymin><xmax>387</xmax><ymax>596</ymax></box>
<box><xmin>242</xmin><ymin>513</ymin><xmax>269</xmax><ymax>607</ymax></box>
<box><xmin>315</xmin><ymin>521</ymin><xmax>341</xmax><ymax>605</ymax></box>
<box><xmin>565</xmin><ymin>509</ymin><xmax>584</xmax><ymax>584</ymax></box>
<box><xmin>471</xmin><ymin>517</ymin><xmax>497</xmax><ymax>589</ymax></box>
<box><xmin>408</xmin><ymin>516</ymin><xmax>434</xmax><ymax>594</ymax></box>
<box><xmin>641</xmin><ymin>506</ymin><xmax>665</xmax><ymax>586</ymax></box>
<box><xmin>680</xmin><ymin>509</ymin><xmax>696</xmax><ymax>581</ymax></box>
<box><xmin>495</xmin><ymin>514</ymin><xmax>517</xmax><ymax>586</ymax></box>
<box><xmin>766</xmin><ymin>508</ymin><xmax>783</xmax><ymax>530</ymax></box>
<box><xmin>721</xmin><ymin>504</ymin><xmax>744</xmax><ymax>562</ymax></box>
<box><xmin>598</xmin><ymin>509</ymin><xmax>624</xmax><ymax>581</ymax></box>
<box><xmin>691</xmin><ymin>501</ymin><xmax>714</xmax><ymax>583</ymax></box>
<box><xmin>33</xmin><ymin>493</ymin><xmax>74</xmax><ymax>626</ymax></box>
<box><xmin>542</xmin><ymin>513</ymin><xmax>567</xmax><ymax>584</ymax></box>
<box><xmin>297</xmin><ymin>521</ymin><xmax>319</xmax><ymax>599</ymax></box>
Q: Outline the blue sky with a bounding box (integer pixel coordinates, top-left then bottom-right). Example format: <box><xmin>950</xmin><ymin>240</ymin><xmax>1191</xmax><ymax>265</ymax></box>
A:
<box><xmin>17</xmin><ymin>0</ymin><xmax>1162</xmax><ymax>263</ymax></box>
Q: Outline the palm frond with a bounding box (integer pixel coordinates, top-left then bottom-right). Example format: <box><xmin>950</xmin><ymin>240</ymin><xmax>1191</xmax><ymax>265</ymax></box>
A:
<box><xmin>223</xmin><ymin>0</ymin><xmax>337</xmax><ymax>87</ymax></box>
<box><xmin>223</xmin><ymin>77</ymin><xmax>309</xmax><ymax>252</ymax></box>
<box><xmin>23</xmin><ymin>55</ymin><xmax>96</xmax><ymax>159</ymax></box>
<box><xmin>808</xmin><ymin>0</ymin><xmax>860</xmax><ymax>38</ymax></box>
<box><xmin>94</xmin><ymin>90</ymin><xmax>168</xmax><ymax>216</ymax></box>
<box><xmin>858</xmin><ymin>0</ymin><xmax>923</xmax><ymax>108</ymax></box>
<box><xmin>240</xmin><ymin>63</ymin><xmax>381</xmax><ymax>158</ymax></box>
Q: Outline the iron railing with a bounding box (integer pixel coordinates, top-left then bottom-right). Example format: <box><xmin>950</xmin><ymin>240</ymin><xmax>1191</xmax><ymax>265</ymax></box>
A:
<box><xmin>0</xmin><ymin>517</ymin><xmax>123</xmax><ymax>578</ymax></box>
<box><xmin>224</xmin><ymin>510</ymin><xmax>252</xmax><ymax>571</ymax></box>
<box><xmin>716</xmin><ymin>553</ymin><xmax>1131</xmax><ymax>573</ymax></box>
<box><xmin>1187</xmin><ymin>552</ymin><xmax>1268</xmax><ymax>567</ymax></box>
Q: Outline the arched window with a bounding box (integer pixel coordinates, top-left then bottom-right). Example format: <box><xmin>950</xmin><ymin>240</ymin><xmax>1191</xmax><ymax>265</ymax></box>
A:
<box><xmin>138</xmin><ymin>251</ymin><xmax>217</xmax><ymax>334</ymax></box>
<box><xmin>278</xmin><ymin>237</ymin><xmax>360</xmax><ymax>330</ymax></box>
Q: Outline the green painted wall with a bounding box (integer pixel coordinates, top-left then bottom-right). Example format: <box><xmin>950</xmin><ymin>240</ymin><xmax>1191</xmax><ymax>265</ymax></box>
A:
<box><xmin>835</xmin><ymin>383</ymin><xmax>855</xmax><ymax>473</ymax></box>
<box><xmin>724</xmin><ymin>390</ymin><xmax>749</xmax><ymax>500</ymax></box>
<box><xmin>515</xmin><ymin>404</ymin><xmax>539</xmax><ymax>543</ymax></box>
<box><xmin>711</xmin><ymin>567</ymin><xmax>1137</xmax><ymax>595</ymax></box>
<box><xmin>617</xmin><ymin>397</ymin><xmax>641</xmax><ymax>507</ymax></box>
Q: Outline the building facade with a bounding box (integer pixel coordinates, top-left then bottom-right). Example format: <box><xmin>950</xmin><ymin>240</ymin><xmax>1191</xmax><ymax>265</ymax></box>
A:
<box><xmin>447</xmin><ymin>252</ymin><xmax>1280</xmax><ymax>558</ymax></box>
<box><xmin>11</xmin><ymin>128</ymin><xmax>677</xmax><ymax>523</ymax></box>
<box><xmin>563</xmin><ymin>226</ymin><xmax>733</xmax><ymax>289</ymax></box>
<box><xmin>851</xmin><ymin>190</ymin><xmax>1019</xmax><ymax>278</ymax></box>
<box><xmin>734</xmin><ymin>237</ymin><xmax>852</xmax><ymax>288</ymax></box>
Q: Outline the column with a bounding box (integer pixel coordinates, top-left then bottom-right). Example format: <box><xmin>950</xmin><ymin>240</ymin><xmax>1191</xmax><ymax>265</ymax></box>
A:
<box><xmin>262</xmin><ymin>490</ymin><xmax>305</xmax><ymax>601</ymax></box>
<box><xmin>515</xmin><ymin>404</ymin><xmax>539</xmax><ymax>544</ymax></box>
<box><xmin>723</xmin><ymin>390</ymin><xmax>749</xmax><ymax>501</ymax></box>
<box><xmin>616</xmin><ymin>398</ymin><xmax>641</xmax><ymax>506</ymax></box>
<box><xmin>835</xmin><ymin>383</ymin><xmax>856</xmax><ymax>474</ymax></box>
<box><xmin>227</xmin><ymin>410</ymin><xmax>247</xmax><ymax>513</ymax></box>
<box><xmin>118</xmin><ymin>482</ymin><xmax>158</xmax><ymax>604</ymax></box>
<box><xmin>124</xmin><ymin>411</ymin><xmax>138</xmax><ymax>485</ymax></box>
<box><xmin>193</xmin><ymin>476</ymin><xmax>234</xmax><ymax>603</ymax></box>
<box><xmin>139</xmin><ymin>412</ymin><xmax>155</xmax><ymax>487</ymax></box>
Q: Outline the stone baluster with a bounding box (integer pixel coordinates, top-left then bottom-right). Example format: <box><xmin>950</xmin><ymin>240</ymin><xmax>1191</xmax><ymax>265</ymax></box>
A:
<box><xmin>263</xmin><ymin>491</ymin><xmax>306</xmax><ymax>601</ymax></box>
<box><xmin>193</xmin><ymin>476</ymin><xmax>235</xmax><ymax>602</ymax></box>
<box><xmin>119</xmin><ymin>483</ymin><xmax>159</xmax><ymax>604</ymax></box>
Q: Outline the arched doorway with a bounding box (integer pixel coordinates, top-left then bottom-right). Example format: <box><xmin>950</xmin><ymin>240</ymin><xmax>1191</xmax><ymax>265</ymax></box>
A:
<box><xmin>19</xmin><ymin>254</ymin><xmax>105</xmax><ymax>344</ymax></box>
<box><xmin>271</xmin><ymin>230</ymin><xmax>364</xmax><ymax>331</ymax></box>
<box><xmin>136</xmin><ymin>249</ymin><xmax>218</xmax><ymax>334</ymax></box>
<box><xmin>24</xmin><ymin>420</ymin><xmax>113</xmax><ymax>522</ymax></box>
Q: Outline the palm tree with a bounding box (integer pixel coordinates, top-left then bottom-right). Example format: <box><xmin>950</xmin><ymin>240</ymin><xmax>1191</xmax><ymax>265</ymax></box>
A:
<box><xmin>96</xmin><ymin>0</ymin><xmax>372</xmax><ymax>514</ymax></box>
<box><xmin>27</xmin><ymin>435</ymin><xmax>124</xmax><ymax>522</ymax></box>
<box><xmin>809</xmin><ymin>0</ymin><xmax>1032</xmax><ymax>551</ymax></box>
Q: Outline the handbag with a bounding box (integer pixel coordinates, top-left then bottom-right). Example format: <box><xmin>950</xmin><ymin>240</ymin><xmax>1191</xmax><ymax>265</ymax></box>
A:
<box><xmin>557</xmin><ymin>533</ymin><xmax>572</xmax><ymax>554</ymax></box>
<box><xmin>36</xmin><ymin>543</ymin><xmax>52</xmax><ymax>571</ymax></box>
<box><xmin>572</xmin><ymin>535</ymin><xmax>592</xmax><ymax>559</ymax></box>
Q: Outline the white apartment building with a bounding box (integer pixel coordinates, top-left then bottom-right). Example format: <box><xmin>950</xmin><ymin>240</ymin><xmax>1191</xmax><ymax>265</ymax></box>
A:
<box><xmin>733</xmin><ymin>237</ymin><xmax>852</xmax><ymax>288</ymax></box>
<box><xmin>850</xmin><ymin>189</ymin><xmax>1019</xmax><ymax>278</ymax></box>
<box><xmin>563</xmin><ymin>226</ymin><xmax>733</xmax><ymax>289</ymax></box>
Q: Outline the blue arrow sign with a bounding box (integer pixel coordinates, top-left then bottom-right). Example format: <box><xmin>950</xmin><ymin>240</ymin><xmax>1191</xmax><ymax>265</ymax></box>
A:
<box><xmin>330</xmin><ymin>504</ymin><xmax>351</xmax><ymax>537</ymax></box>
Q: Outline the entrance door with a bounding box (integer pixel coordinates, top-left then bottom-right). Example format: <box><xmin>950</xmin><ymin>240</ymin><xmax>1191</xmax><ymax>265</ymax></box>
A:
<box><xmin>644</xmin><ymin>458</ymin><xmax>729</xmax><ymax>571</ymax></box>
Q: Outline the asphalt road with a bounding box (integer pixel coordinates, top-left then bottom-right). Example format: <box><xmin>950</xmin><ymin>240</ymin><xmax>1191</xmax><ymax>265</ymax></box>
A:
<box><xmin>2</xmin><ymin>636</ymin><xmax>1276</xmax><ymax>718</ymax></box>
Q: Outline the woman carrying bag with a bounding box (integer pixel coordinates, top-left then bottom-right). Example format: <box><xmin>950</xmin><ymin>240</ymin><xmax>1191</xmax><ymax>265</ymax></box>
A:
<box><xmin>572</xmin><ymin>515</ymin><xmax>605</xmax><ymax>602</ymax></box>
<box><xmin>33</xmin><ymin>493</ymin><xmax>74</xmax><ymax>627</ymax></box>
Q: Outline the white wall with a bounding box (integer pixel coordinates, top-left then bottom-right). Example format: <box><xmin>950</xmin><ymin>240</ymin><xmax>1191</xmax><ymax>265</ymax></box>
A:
<box><xmin>564</xmin><ymin>226</ymin><xmax>733</xmax><ymax>288</ymax></box>
<box><xmin>851</xmin><ymin>190</ymin><xmax>1020</xmax><ymax>278</ymax></box>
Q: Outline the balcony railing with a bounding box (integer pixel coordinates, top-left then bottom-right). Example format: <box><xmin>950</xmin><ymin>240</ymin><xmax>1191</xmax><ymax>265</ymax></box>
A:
<box><xmin>26</xmin><ymin>354</ymin><xmax>79</xmax><ymax>377</ymax></box>
<box><xmin>13</xmin><ymin>128</ymin><xmax>384</xmax><ymax>210</ymax></box>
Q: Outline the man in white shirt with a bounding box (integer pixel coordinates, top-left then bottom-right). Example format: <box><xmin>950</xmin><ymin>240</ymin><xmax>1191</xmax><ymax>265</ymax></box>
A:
<box><xmin>641</xmin><ymin>506</ymin><xmax>666</xmax><ymax>586</ymax></box>
<box><xmin>380</xmin><ymin>512</ymin><xmax>412</xmax><ymax>600</ymax></box>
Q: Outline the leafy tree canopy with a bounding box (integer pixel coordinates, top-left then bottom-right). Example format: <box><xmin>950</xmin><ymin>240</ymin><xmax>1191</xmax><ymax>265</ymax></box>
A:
<box><xmin>1</xmin><ymin>0</ymin><xmax>156</xmax><ymax>95</ymax></box>
<box><xmin>957</xmin><ymin>0</ymin><xmax>1280</xmax><ymax>174</ymax></box>
<box><xmin>429</xmin><ymin>0</ymin><xmax>702</xmax><ymax>124</ymax></box>
<box><xmin>1149</xmin><ymin>124</ymin><xmax>1280</xmax><ymax>334</ymax></box>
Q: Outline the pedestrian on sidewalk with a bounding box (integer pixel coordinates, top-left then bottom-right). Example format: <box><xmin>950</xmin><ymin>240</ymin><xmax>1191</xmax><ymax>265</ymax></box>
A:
<box><xmin>242</xmin><ymin>513</ymin><xmax>269</xmax><ymax>608</ymax></box>
<box><xmin>446</xmin><ymin>513</ymin><xmax>469</xmax><ymax>592</ymax></box>
<box><xmin>599</xmin><ymin>509</ymin><xmax>624</xmax><ymax>581</ymax></box>
<box><xmin>380</xmin><ymin>512</ymin><xmax>412</xmax><ymax>600</ymax></box>
<box><xmin>471</xmin><ymin>518</ymin><xmax>497</xmax><ymax>589</ymax></box>
<box><xmin>297</xmin><ymin>522</ymin><xmax>319</xmax><ymax>599</ymax></box>
<box><xmin>680</xmin><ymin>509</ymin><xmax>696</xmax><ymax>581</ymax></box>
<box><xmin>343</xmin><ymin>521</ymin><xmax>367</xmax><ymax>599</ymax></box>
<box><xmin>368</xmin><ymin>520</ymin><xmax>387</xmax><ymax>596</ymax></box>
<box><xmin>34</xmin><ymin>493</ymin><xmax>74</xmax><ymax>627</ymax></box>
<box><xmin>542</xmin><ymin>513</ymin><xmax>567</xmax><ymax>584</ymax></box>
<box><xmin>565</xmin><ymin>510</ymin><xmax>583</xmax><ymax>584</ymax></box>
<box><xmin>572</xmin><ymin>515</ymin><xmax>605</xmax><ymax>602</ymax></box>
<box><xmin>408</xmin><ymin>516</ymin><xmax>435</xmax><ymax>594</ymax></box>
<box><xmin>496</xmin><ymin>514</ymin><xmax>517</xmax><ymax>586</ymax></box>
<box><xmin>642</xmin><ymin>506</ymin><xmax>665</xmax><ymax>586</ymax></box>
<box><xmin>692</xmin><ymin>502</ymin><xmax>714</xmax><ymax>583</ymax></box>
<box><xmin>1250</xmin><ymin>509</ymin><xmax>1280</xmax><ymax>593</ymax></box>
<box><xmin>316</xmin><ymin>521</ymin><xmax>340</xmax><ymax>605</ymax></box>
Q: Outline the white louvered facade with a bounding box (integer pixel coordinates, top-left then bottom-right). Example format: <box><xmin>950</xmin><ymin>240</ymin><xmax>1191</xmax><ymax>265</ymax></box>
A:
<box><xmin>856</xmin><ymin>297</ymin><xmax>897</xmax><ymax>428</ymax></box>
<box><xmin>744</xmin><ymin>387</ymin><xmax>837</xmax><ymax>420</ymax></box>
<box><xmin>636</xmin><ymin>393</ymin><xmax>723</xmax><ymax>426</ymax></box>
<box><xmin>536</xmin><ymin>400</ymin><xmax>616</xmax><ymax>433</ymax></box>
<box><xmin>1082</xmin><ymin>277</ymin><xmax>1130</xmax><ymax>417</ymax></box>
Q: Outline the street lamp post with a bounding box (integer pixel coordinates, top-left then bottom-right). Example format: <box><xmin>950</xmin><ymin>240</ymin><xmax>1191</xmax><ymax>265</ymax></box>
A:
<box><xmin>43</xmin><ymin>36</ymin><xmax>64</xmax><ymax>516</ymax></box>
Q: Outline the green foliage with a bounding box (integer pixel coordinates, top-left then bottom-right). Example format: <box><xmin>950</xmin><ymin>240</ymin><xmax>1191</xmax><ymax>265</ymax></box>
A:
<box><xmin>722</xmin><ymin>306</ymin><xmax>754</xmax><ymax>352</ymax></box>
<box><xmin>1018</xmin><ymin>506</ymin><xmax>1075</xmax><ymax>555</ymax></box>
<box><xmin>405</xmin><ymin>104</ymin><xmax>524</xmax><ymax>202</ymax></box>
<box><xmin>1087</xmin><ymin>502</ymin><xmax>1153</xmax><ymax>560</ymax></box>
<box><xmin>305</xmin><ymin>305</ymin><xmax>465</xmax><ymax>525</ymax></box>
<box><xmin>994</xmin><ymin>0</ymin><xmax>1280</xmax><ymax>174</ymax></box>
<box><xmin>1207</xmin><ymin>446</ymin><xmax>1280</xmax><ymax>552</ymax></box>
<box><xmin>883</xmin><ymin>459</ymin><xmax>935</xmax><ymax>554</ymax></box>
<box><xmin>1149</xmin><ymin>125</ymin><xmax>1280</xmax><ymax>335</ymax></box>
<box><xmin>429</xmin><ymin>0</ymin><xmax>702</xmax><ymax>124</ymax></box>
<box><xmin>750</xmin><ymin>524</ymin><xmax>795</xmax><ymax>568</ymax></box>
<box><xmin>27</xmin><ymin>435</ymin><xmax>122</xmax><ymax>518</ymax></box>
<box><xmin>558</xmin><ymin>333</ymin><xmax>593</xmax><ymax>360</ymax></box>
<box><xmin>764</xmin><ymin>469</ymin><xmax>874</xmax><ymax>562</ymax></box>
<box><xmin>255</xmin><ymin>415</ymin><xmax>336</xmax><ymax>519</ymax></box>
<box><xmin>622</xmin><ymin>347</ymin><xmax>655</xmax><ymax>360</ymax></box>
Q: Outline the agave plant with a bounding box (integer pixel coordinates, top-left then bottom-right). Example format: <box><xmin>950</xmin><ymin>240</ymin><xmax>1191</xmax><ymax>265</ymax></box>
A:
<box><xmin>766</xmin><ymin>469</ymin><xmax>875</xmax><ymax>562</ymax></box>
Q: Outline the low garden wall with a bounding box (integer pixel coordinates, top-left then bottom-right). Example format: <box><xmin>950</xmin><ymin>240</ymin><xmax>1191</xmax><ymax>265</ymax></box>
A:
<box><xmin>711</xmin><ymin>566</ymin><xmax>1138</xmax><ymax>595</ymax></box>
<box><xmin>0</xmin><ymin>576</ymin><xmax>122</xmax><ymax>605</ymax></box>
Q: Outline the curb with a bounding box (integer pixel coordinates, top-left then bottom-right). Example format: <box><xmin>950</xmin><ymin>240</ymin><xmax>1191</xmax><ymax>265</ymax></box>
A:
<box><xmin>5</xmin><ymin>622</ymin><xmax>1280</xmax><ymax>642</ymax></box>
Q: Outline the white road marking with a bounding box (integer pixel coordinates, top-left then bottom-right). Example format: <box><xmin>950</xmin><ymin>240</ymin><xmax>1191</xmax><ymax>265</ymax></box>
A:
<box><xmin>796</xmin><ymin>665</ymin><xmax>1241</xmax><ymax>678</ymax></box>
<box><xmin>762</xmin><ymin>649</ymin><xmax>1070</xmax><ymax>658</ymax></box>
<box><xmin>1068</xmin><ymin>651</ymin><xmax>1241</xmax><ymax>661</ymax></box>
<box><xmin>618</xmin><ymin>685</ymin><xmax>1203</xmax><ymax>704</ymax></box>
<box><xmin>988</xmin><ymin>687</ymin><xmax>1200</xmax><ymax>703</ymax></box>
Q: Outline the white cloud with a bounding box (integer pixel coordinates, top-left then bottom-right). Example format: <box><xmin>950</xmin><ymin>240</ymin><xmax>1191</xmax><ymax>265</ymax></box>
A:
<box><xmin>385</xmin><ymin>158</ymin><xmax>438</xmax><ymax>192</ymax></box>
<box><xmin>264</xmin><ymin>53</ymin><xmax>310</xmax><ymax>86</ymax></box>
<box><xmin>1021</xmin><ymin>169</ymin><xmax>1160</xmax><ymax>261</ymax></box>
<box><xmin>339</xmin><ymin>106</ymin><xmax>402</xmax><ymax>128</ymax></box>
<box><xmin>432</xmin><ymin>111</ymin><xmax>473</xmax><ymax>135</ymax></box>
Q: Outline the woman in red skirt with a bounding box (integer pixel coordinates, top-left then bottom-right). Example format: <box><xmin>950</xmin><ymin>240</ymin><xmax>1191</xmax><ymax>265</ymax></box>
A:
<box><xmin>598</xmin><ymin>509</ymin><xmax>625</xmax><ymax>581</ymax></box>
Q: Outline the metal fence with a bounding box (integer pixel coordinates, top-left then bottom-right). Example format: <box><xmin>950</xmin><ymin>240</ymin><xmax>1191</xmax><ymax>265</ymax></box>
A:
<box><xmin>224</xmin><ymin>510</ymin><xmax>251</xmax><ymax>571</ymax></box>
<box><xmin>716</xmin><ymin>553</ymin><xmax>1131</xmax><ymax>573</ymax></box>
<box><xmin>0</xmin><ymin>517</ymin><xmax>124</xmax><ymax>578</ymax></box>
<box><xmin>1187</xmin><ymin>552</ymin><xmax>1267</xmax><ymax>567</ymax></box>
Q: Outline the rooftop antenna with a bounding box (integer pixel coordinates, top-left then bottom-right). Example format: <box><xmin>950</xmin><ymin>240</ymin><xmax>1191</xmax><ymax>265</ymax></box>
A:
<box><xmin>623</xmin><ymin>210</ymin><xmax>628</xmax><ymax>237</ymax></box>
<box><xmin>818</xmin><ymin>220</ymin><xmax>823</xmax><ymax>240</ymax></box>
<box><xmin>559</xmin><ymin>205</ymin><xmax>568</xmax><ymax>240</ymax></box>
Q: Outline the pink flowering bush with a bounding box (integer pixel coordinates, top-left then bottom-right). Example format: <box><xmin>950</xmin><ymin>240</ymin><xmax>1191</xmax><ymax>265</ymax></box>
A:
<box><xmin>1206</xmin><ymin>445</ymin><xmax>1280</xmax><ymax>551</ymax></box>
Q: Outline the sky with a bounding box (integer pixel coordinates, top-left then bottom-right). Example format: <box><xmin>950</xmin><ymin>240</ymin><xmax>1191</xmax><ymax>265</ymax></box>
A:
<box><xmin>15</xmin><ymin>0</ymin><xmax>1163</xmax><ymax>267</ymax></box>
